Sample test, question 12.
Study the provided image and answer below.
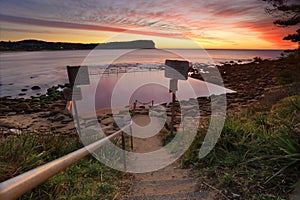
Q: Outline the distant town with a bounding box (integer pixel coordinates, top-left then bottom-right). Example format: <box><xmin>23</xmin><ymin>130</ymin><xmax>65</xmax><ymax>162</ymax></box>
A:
<box><xmin>0</xmin><ymin>39</ymin><xmax>156</xmax><ymax>51</ymax></box>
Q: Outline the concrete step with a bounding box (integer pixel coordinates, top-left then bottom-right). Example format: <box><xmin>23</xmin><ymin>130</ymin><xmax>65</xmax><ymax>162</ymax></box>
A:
<box><xmin>127</xmin><ymin>191</ymin><xmax>209</xmax><ymax>200</ymax></box>
<box><xmin>134</xmin><ymin>169</ymin><xmax>190</xmax><ymax>181</ymax></box>
<box><xmin>131</xmin><ymin>178</ymin><xmax>198</xmax><ymax>196</ymax></box>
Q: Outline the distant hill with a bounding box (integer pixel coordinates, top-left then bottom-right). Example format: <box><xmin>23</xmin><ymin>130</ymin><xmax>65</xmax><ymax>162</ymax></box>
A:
<box><xmin>0</xmin><ymin>39</ymin><xmax>155</xmax><ymax>51</ymax></box>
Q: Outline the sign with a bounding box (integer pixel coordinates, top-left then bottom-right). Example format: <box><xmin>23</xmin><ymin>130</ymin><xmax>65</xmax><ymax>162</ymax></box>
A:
<box><xmin>67</xmin><ymin>66</ymin><xmax>90</xmax><ymax>86</ymax></box>
<box><xmin>164</xmin><ymin>60</ymin><xmax>189</xmax><ymax>80</ymax></box>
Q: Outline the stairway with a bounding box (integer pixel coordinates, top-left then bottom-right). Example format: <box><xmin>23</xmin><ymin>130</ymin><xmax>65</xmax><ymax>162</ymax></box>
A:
<box><xmin>126</xmin><ymin>165</ymin><xmax>210</xmax><ymax>200</ymax></box>
<box><xmin>124</xmin><ymin>115</ymin><xmax>212</xmax><ymax>200</ymax></box>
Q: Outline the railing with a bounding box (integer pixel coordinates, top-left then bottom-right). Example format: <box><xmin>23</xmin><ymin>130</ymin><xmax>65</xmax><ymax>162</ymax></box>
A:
<box><xmin>0</xmin><ymin>123</ymin><xmax>132</xmax><ymax>200</ymax></box>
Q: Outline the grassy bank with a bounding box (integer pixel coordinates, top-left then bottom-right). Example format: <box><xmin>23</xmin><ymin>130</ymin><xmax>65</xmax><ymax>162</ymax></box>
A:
<box><xmin>181</xmin><ymin>93</ymin><xmax>300</xmax><ymax>199</ymax></box>
<box><xmin>0</xmin><ymin>134</ymin><xmax>129</xmax><ymax>199</ymax></box>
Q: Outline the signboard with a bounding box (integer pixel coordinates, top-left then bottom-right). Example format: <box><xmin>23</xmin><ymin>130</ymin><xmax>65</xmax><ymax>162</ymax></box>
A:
<box><xmin>164</xmin><ymin>60</ymin><xmax>189</xmax><ymax>80</ymax></box>
<box><xmin>67</xmin><ymin>66</ymin><xmax>90</xmax><ymax>86</ymax></box>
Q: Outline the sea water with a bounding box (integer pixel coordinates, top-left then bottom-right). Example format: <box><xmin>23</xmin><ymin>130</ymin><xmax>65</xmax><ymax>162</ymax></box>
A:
<box><xmin>0</xmin><ymin>49</ymin><xmax>283</xmax><ymax>98</ymax></box>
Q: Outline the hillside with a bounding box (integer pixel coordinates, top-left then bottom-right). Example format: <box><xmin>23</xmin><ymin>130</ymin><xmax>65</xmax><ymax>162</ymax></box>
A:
<box><xmin>0</xmin><ymin>39</ymin><xmax>155</xmax><ymax>51</ymax></box>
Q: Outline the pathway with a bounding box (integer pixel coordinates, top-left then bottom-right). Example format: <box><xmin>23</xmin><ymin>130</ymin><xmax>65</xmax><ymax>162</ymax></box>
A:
<box><xmin>125</xmin><ymin>115</ymin><xmax>215</xmax><ymax>200</ymax></box>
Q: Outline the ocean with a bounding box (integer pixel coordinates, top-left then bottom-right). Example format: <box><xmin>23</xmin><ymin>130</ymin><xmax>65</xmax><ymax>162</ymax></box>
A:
<box><xmin>0</xmin><ymin>49</ymin><xmax>283</xmax><ymax>98</ymax></box>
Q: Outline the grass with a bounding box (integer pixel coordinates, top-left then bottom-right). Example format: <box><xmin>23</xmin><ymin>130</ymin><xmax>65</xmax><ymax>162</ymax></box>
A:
<box><xmin>0</xmin><ymin>134</ymin><xmax>129</xmax><ymax>199</ymax></box>
<box><xmin>180</xmin><ymin>95</ymin><xmax>300</xmax><ymax>199</ymax></box>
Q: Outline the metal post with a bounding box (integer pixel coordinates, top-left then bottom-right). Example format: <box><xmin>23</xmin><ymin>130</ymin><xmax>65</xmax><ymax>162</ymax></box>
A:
<box><xmin>133</xmin><ymin>100</ymin><xmax>137</xmax><ymax>116</ymax></box>
<box><xmin>121</xmin><ymin>132</ymin><xmax>126</xmax><ymax>171</ymax></box>
<box><xmin>129</xmin><ymin>124</ymin><xmax>133</xmax><ymax>151</ymax></box>
<box><xmin>72</xmin><ymin>94</ymin><xmax>82</xmax><ymax>137</ymax></box>
<box><xmin>171</xmin><ymin>92</ymin><xmax>176</xmax><ymax>134</ymax></box>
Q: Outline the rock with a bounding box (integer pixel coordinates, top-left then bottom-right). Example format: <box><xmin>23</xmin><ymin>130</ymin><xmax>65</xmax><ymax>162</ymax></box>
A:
<box><xmin>39</xmin><ymin>111</ymin><xmax>52</xmax><ymax>118</ymax></box>
<box><xmin>49</xmin><ymin>108</ymin><xmax>61</xmax><ymax>116</ymax></box>
<box><xmin>61</xmin><ymin>118</ymin><xmax>73</xmax><ymax>124</ymax></box>
<box><xmin>0</xmin><ymin>121</ymin><xmax>14</xmax><ymax>128</ymax></box>
<box><xmin>102</xmin><ymin>125</ymin><xmax>114</xmax><ymax>132</ymax></box>
<box><xmin>105</xmin><ymin>130</ymin><xmax>117</xmax><ymax>135</ymax></box>
<box><xmin>31</xmin><ymin>86</ymin><xmax>41</xmax><ymax>90</ymax></box>
<box><xmin>8</xmin><ymin>129</ymin><xmax>22</xmax><ymax>135</ymax></box>
<box><xmin>51</xmin><ymin>125</ymin><xmax>66</xmax><ymax>129</ymax></box>
<box><xmin>85</xmin><ymin>120</ymin><xmax>98</xmax><ymax>127</ymax></box>
<box><xmin>0</xmin><ymin>105</ymin><xmax>11</xmax><ymax>113</ymax></box>
<box><xmin>10</xmin><ymin>102</ymin><xmax>31</xmax><ymax>112</ymax></box>
<box><xmin>101</xmin><ymin>117</ymin><xmax>114</xmax><ymax>125</ymax></box>
<box><xmin>7</xmin><ymin>112</ymin><xmax>17</xmax><ymax>116</ymax></box>
<box><xmin>48</xmin><ymin>115</ymin><xmax>65</xmax><ymax>122</ymax></box>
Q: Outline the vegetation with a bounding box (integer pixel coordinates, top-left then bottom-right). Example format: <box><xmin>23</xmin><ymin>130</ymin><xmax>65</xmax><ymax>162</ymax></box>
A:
<box><xmin>0</xmin><ymin>134</ymin><xmax>129</xmax><ymax>199</ymax></box>
<box><xmin>263</xmin><ymin>0</ymin><xmax>300</xmax><ymax>47</ymax></box>
<box><xmin>180</xmin><ymin>94</ymin><xmax>300</xmax><ymax>199</ymax></box>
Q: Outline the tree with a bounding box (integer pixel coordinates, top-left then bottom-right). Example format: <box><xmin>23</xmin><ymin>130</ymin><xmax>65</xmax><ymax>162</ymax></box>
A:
<box><xmin>263</xmin><ymin>0</ymin><xmax>300</xmax><ymax>48</ymax></box>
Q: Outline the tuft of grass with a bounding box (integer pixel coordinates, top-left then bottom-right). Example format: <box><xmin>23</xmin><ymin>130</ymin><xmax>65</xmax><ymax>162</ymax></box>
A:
<box><xmin>0</xmin><ymin>134</ymin><xmax>129</xmax><ymax>199</ymax></box>
<box><xmin>181</xmin><ymin>95</ymin><xmax>300</xmax><ymax>199</ymax></box>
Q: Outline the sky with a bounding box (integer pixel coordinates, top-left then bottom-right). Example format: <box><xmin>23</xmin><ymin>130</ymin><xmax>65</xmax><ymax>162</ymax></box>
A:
<box><xmin>0</xmin><ymin>0</ymin><xmax>298</xmax><ymax>49</ymax></box>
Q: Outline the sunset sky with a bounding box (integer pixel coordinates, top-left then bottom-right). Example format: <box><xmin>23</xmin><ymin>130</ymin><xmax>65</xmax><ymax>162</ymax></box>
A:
<box><xmin>0</xmin><ymin>0</ymin><xmax>298</xmax><ymax>49</ymax></box>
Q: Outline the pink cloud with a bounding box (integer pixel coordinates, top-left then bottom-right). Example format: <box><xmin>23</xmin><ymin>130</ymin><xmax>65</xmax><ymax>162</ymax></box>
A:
<box><xmin>0</xmin><ymin>14</ymin><xmax>182</xmax><ymax>38</ymax></box>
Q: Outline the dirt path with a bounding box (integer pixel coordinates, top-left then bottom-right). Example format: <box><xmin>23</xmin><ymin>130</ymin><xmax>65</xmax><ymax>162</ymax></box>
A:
<box><xmin>125</xmin><ymin>115</ymin><xmax>215</xmax><ymax>200</ymax></box>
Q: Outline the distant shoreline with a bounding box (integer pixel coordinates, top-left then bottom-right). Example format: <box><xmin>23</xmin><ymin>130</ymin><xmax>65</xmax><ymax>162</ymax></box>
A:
<box><xmin>0</xmin><ymin>39</ymin><xmax>156</xmax><ymax>52</ymax></box>
<box><xmin>0</xmin><ymin>48</ymin><xmax>286</xmax><ymax>53</ymax></box>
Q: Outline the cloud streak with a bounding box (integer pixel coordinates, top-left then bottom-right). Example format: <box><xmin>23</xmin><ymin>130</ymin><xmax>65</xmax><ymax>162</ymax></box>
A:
<box><xmin>0</xmin><ymin>14</ymin><xmax>182</xmax><ymax>38</ymax></box>
<box><xmin>0</xmin><ymin>0</ymin><xmax>297</xmax><ymax>48</ymax></box>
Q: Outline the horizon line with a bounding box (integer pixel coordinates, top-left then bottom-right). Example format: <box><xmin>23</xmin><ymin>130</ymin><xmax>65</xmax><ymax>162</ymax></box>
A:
<box><xmin>0</xmin><ymin>38</ymin><xmax>292</xmax><ymax>51</ymax></box>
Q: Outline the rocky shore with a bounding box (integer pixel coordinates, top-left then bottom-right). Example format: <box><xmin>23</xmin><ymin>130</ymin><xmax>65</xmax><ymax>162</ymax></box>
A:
<box><xmin>0</xmin><ymin>57</ymin><xmax>298</xmax><ymax>138</ymax></box>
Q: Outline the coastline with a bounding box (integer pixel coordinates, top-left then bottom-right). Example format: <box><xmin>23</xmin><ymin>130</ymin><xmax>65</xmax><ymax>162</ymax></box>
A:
<box><xmin>0</xmin><ymin>56</ymin><xmax>298</xmax><ymax>135</ymax></box>
<box><xmin>0</xmin><ymin>53</ymin><xmax>299</xmax><ymax>199</ymax></box>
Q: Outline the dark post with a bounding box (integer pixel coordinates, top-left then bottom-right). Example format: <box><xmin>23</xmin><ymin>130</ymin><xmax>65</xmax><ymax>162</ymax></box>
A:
<box><xmin>170</xmin><ymin>92</ymin><xmax>176</xmax><ymax>134</ymax></box>
<box><xmin>130</xmin><ymin>124</ymin><xmax>133</xmax><ymax>151</ymax></box>
<box><xmin>72</xmin><ymin>99</ymin><xmax>82</xmax><ymax>137</ymax></box>
<box><xmin>121</xmin><ymin>132</ymin><xmax>126</xmax><ymax>171</ymax></box>
<box><xmin>133</xmin><ymin>100</ymin><xmax>137</xmax><ymax>116</ymax></box>
<box><xmin>164</xmin><ymin>60</ymin><xmax>189</xmax><ymax>135</ymax></box>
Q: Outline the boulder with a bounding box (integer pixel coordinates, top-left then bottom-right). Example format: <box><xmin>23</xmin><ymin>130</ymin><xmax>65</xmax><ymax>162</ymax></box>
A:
<box><xmin>31</xmin><ymin>86</ymin><xmax>41</xmax><ymax>90</ymax></box>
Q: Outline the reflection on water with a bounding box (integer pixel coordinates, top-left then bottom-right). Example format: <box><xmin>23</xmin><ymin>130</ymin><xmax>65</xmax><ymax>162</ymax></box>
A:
<box><xmin>0</xmin><ymin>49</ymin><xmax>280</xmax><ymax>98</ymax></box>
<box><xmin>75</xmin><ymin>68</ymin><xmax>234</xmax><ymax>111</ymax></box>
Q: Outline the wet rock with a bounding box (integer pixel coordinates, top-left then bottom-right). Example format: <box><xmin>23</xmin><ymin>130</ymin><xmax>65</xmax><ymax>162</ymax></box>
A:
<box><xmin>61</xmin><ymin>118</ymin><xmax>73</xmax><ymax>124</ymax></box>
<box><xmin>48</xmin><ymin>115</ymin><xmax>65</xmax><ymax>122</ymax></box>
<box><xmin>39</xmin><ymin>111</ymin><xmax>52</xmax><ymax>118</ymax></box>
<box><xmin>31</xmin><ymin>86</ymin><xmax>41</xmax><ymax>90</ymax></box>
<box><xmin>101</xmin><ymin>117</ymin><xmax>114</xmax><ymax>125</ymax></box>
<box><xmin>51</xmin><ymin>125</ymin><xmax>66</xmax><ymax>129</ymax></box>
<box><xmin>7</xmin><ymin>112</ymin><xmax>17</xmax><ymax>116</ymax></box>
<box><xmin>49</xmin><ymin>107</ymin><xmax>61</xmax><ymax>116</ymax></box>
